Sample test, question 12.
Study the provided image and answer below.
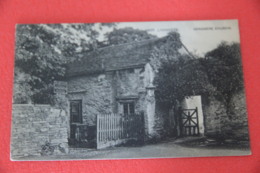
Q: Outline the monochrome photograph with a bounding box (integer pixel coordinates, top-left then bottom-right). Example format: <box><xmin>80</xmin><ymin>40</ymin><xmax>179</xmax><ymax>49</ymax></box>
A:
<box><xmin>11</xmin><ymin>20</ymin><xmax>251</xmax><ymax>160</ymax></box>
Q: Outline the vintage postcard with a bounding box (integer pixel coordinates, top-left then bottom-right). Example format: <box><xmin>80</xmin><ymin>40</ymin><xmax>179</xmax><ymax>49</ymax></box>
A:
<box><xmin>11</xmin><ymin>20</ymin><xmax>251</xmax><ymax>160</ymax></box>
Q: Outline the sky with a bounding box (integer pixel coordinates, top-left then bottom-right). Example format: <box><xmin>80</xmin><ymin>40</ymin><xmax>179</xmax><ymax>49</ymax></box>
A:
<box><xmin>117</xmin><ymin>20</ymin><xmax>240</xmax><ymax>56</ymax></box>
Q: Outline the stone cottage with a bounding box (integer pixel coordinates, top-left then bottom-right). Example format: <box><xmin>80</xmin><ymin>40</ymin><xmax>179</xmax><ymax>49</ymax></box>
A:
<box><xmin>11</xmin><ymin>35</ymin><xmax>249</xmax><ymax>159</ymax></box>
<box><xmin>65</xmin><ymin>35</ymin><xmax>195</xmax><ymax>147</ymax></box>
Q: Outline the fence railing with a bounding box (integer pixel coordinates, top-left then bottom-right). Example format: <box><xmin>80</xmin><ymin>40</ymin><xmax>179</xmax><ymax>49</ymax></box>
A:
<box><xmin>69</xmin><ymin>124</ymin><xmax>96</xmax><ymax>148</ymax></box>
<box><xmin>96</xmin><ymin>113</ymin><xmax>144</xmax><ymax>149</ymax></box>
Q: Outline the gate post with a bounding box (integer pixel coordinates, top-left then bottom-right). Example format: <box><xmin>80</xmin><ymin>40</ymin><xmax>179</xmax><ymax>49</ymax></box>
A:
<box><xmin>96</xmin><ymin>114</ymin><xmax>99</xmax><ymax>149</ymax></box>
<box><xmin>139</xmin><ymin>112</ymin><xmax>145</xmax><ymax>144</ymax></box>
<box><xmin>195</xmin><ymin>107</ymin><xmax>200</xmax><ymax>135</ymax></box>
<box><xmin>178</xmin><ymin>107</ymin><xmax>183</xmax><ymax>137</ymax></box>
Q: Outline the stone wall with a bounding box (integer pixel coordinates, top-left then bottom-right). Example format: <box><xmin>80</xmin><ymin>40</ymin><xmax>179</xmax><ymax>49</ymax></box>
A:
<box><xmin>115</xmin><ymin>67</ymin><xmax>147</xmax><ymax>113</ymax></box>
<box><xmin>153</xmin><ymin>102</ymin><xmax>169</xmax><ymax>139</ymax></box>
<box><xmin>203</xmin><ymin>91</ymin><xmax>249</xmax><ymax>141</ymax></box>
<box><xmin>116</xmin><ymin>68</ymin><xmax>143</xmax><ymax>98</ymax></box>
<box><xmin>11</xmin><ymin>104</ymin><xmax>69</xmax><ymax>160</ymax></box>
<box><xmin>67</xmin><ymin>63</ymin><xmax>159</xmax><ymax>139</ymax></box>
<box><xmin>203</xmin><ymin>97</ymin><xmax>224</xmax><ymax>136</ymax></box>
<box><xmin>67</xmin><ymin>74</ymin><xmax>113</xmax><ymax>126</ymax></box>
<box><xmin>113</xmin><ymin>67</ymin><xmax>153</xmax><ymax>137</ymax></box>
<box><xmin>228</xmin><ymin>90</ymin><xmax>249</xmax><ymax>140</ymax></box>
<box><xmin>115</xmin><ymin>65</ymin><xmax>160</xmax><ymax>138</ymax></box>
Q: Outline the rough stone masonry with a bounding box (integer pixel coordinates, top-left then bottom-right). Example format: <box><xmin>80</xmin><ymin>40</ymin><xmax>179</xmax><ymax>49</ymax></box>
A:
<box><xmin>11</xmin><ymin>104</ymin><xmax>69</xmax><ymax>159</ymax></box>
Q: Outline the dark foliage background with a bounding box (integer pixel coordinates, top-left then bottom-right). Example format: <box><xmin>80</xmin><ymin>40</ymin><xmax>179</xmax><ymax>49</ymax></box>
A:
<box><xmin>154</xmin><ymin>41</ymin><xmax>244</xmax><ymax>117</ymax></box>
<box><xmin>14</xmin><ymin>24</ymin><xmax>158</xmax><ymax>104</ymax></box>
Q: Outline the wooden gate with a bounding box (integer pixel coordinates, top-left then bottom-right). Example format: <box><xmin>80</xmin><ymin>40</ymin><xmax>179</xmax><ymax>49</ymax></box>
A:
<box><xmin>180</xmin><ymin>107</ymin><xmax>200</xmax><ymax>136</ymax></box>
<box><xmin>96</xmin><ymin>113</ymin><xmax>144</xmax><ymax>149</ymax></box>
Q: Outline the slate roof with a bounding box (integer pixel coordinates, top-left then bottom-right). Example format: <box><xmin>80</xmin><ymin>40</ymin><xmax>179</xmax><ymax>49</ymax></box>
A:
<box><xmin>66</xmin><ymin>36</ymin><xmax>191</xmax><ymax>77</ymax></box>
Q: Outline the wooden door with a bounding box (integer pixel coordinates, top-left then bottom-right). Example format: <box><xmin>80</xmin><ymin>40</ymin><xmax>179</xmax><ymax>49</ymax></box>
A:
<box><xmin>69</xmin><ymin>100</ymin><xmax>83</xmax><ymax>146</ymax></box>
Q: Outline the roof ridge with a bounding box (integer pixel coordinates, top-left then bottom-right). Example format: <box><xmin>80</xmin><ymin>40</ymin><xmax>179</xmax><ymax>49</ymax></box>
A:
<box><xmin>94</xmin><ymin>36</ymin><xmax>167</xmax><ymax>52</ymax></box>
<box><xmin>67</xmin><ymin>34</ymin><xmax>194</xmax><ymax>77</ymax></box>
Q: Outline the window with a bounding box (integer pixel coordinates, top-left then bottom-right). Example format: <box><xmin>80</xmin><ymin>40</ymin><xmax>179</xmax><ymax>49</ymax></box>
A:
<box><xmin>123</xmin><ymin>102</ymin><xmax>135</xmax><ymax>115</ymax></box>
<box><xmin>70</xmin><ymin>100</ymin><xmax>82</xmax><ymax>123</ymax></box>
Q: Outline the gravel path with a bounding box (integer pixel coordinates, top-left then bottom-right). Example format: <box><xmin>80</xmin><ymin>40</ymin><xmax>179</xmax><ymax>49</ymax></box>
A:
<box><xmin>17</xmin><ymin>138</ymin><xmax>250</xmax><ymax>161</ymax></box>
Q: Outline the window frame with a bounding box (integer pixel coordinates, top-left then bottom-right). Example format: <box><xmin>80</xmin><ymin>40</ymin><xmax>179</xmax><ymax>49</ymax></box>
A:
<box><xmin>69</xmin><ymin>100</ymin><xmax>83</xmax><ymax>124</ymax></box>
<box><xmin>122</xmin><ymin>101</ymin><xmax>135</xmax><ymax>115</ymax></box>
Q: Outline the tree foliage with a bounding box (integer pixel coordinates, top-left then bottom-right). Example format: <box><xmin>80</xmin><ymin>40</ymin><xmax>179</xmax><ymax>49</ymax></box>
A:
<box><xmin>154</xmin><ymin>58</ymin><xmax>211</xmax><ymax>108</ymax></box>
<box><xmin>153</xmin><ymin>31</ymin><xmax>208</xmax><ymax>108</ymax></box>
<box><xmin>154</xmin><ymin>41</ymin><xmax>244</xmax><ymax>114</ymax></box>
<box><xmin>204</xmin><ymin>42</ymin><xmax>244</xmax><ymax>109</ymax></box>
<box><xmin>15</xmin><ymin>25</ymin><xmax>64</xmax><ymax>104</ymax></box>
<box><xmin>14</xmin><ymin>23</ymin><xmax>115</xmax><ymax>104</ymax></box>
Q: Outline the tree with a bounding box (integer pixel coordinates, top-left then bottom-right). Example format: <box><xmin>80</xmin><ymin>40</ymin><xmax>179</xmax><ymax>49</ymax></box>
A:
<box><xmin>153</xmin><ymin>31</ymin><xmax>209</xmax><ymax>107</ymax></box>
<box><xmin>204</xmin><ymin>42</ymin><xmax>244</xmax><ymax>117</ymax></box>
<box><xmin>149</xmin><ymin>32</ymin><xmax>188</xmax><ymax>72</ymax></box>
<box><xmin>106</xmin><ymin>27</ymin><xmax>157</xmax><ymax>45</ymax></box>
<box><xmin>14</xmin><ymin>23</ymin><xmax>115</xmax><ymax>104</ymax></box>
<box><xmin>14</xmin><ymin>25</ymin><xmax>64</xmax><ymax>104</ymax></box>
<box><xmin>154</xmin><ymin>41</ymin><xmax>244</xmax><ymax>118</ymax></box>
<box><xmin>154</xmin><ymin>53</ymin><xmax>212</xmax><ymax>137</ymax></box>
<box><xmin>154</xmin><ymin>58</ymin><xmax>211</xmax><ymax>109</ymax></box>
